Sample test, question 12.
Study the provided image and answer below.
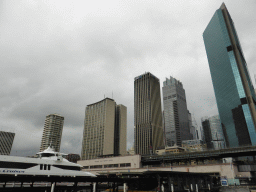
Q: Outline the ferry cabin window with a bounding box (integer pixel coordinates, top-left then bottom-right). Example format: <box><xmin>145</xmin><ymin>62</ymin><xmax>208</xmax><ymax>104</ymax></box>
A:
<box><xmin>62</xmin><ymin>154</ymin><xmax>68</xmax><ymax>159</ymax></box>
<box><xmin>44</xmin><ymin>164</ymin><xmax>47</xmax><ymax>170</ymax></box>
<box><xmin>120</xmin><ymin>163</ymin><xmax>131</xmax><ymax>167</ymax></box>
<box><xmin>40</xmin><ymin>164</ymin><xmax>43</xmax><ymax>170</ymax></box>
<box><xmin>48</xmin><ymin>165</ymin><xmax>51</xmax><ymax>170</ymax></box>
<box><xmin>41</xmin><ymin>153</ymin><xmax>55</xmax><ymax>157</ymax></box>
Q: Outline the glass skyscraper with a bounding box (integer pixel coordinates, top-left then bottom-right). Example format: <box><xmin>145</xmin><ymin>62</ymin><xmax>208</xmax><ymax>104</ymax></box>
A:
<box><xmin>203</xmin><ymin>3</ymin><xmax>256</xmax><ymax>147</ymax></box>
<box><xmin>201</xmin><ymin>115</ymin><xmax>226</xmax><ymax>150</ymax></box>
<box><xmin>162</xmin><ymin>76</ymin><xmax>192</xmax><ymax>147</ymax></box>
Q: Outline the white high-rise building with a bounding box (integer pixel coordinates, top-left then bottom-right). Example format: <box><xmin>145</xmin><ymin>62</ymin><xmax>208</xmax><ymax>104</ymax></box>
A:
<box><xmin>81</xmin><ymin>98</ymin><xmax>127</xmax><ymax>160</ymax></box>
<box><xmin>40</xmin><ymin>114</ymin><xmax>64</xmax><ymax>152</ymax></box>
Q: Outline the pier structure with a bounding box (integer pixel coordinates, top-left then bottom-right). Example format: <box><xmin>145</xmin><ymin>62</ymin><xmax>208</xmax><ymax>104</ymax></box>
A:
<box><xmin>0</xmin><ymin>170</ymin><xmax>217</xmax><ymax>192</ymax></box>
<box><xmin>79</xmin><ymin>146</ymin><xmax>256</xmax><ymax>186</ymax></box>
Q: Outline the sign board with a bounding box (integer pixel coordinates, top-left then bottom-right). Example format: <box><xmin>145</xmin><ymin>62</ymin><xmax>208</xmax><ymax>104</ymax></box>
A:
<box><xmin>221</xmin><ymin>180</ymin><xmax>228</xmax><ymax>186</ymax></box>
<box><xmin>220</xmin><ymin>176</ymin><xmax>228</xmax><ymax>186</ymax></box>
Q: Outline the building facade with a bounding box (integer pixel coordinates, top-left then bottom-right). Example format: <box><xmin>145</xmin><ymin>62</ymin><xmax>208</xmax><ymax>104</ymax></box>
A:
<box><xmin>182</xmin><ymin>140</ymin><xmax>207</xmax><ymax>152</ymax></box>
<box><xmin>162</xmin><ymin>76</ymin><xmax>192</xmax><ymax>147</ymax></box>
<box><xmin>81</xmin><ymin>98</ymin><xmax>127</xmax><ymax>160</ymax></box>
<box><xmin>203</xmin><ymin>3</ymin><xmax>256</xmax><ymax>147</ymax></box>
<box><xmin>0</xmin><ymin>131</ymin><xmax>15</xmax><ymax>155</ymax></box>
<box><xmin>114</xmin><ymin>104</ymin><xmax>127</xmax><ymax>156</ymax></box>
<box><xmin>78</xmin><ymin>155</ymin><xmax>141</xmax><ymax>174</ymax></box>
<box><xmin>134</xmin><ymin>72</ymin><xmax>164</xmax><ymax>155</ymax></box>
<box><xmin>255</xmin><ymin>75</ymin><xmax>256</xmax><ymax>95</ymax></box>
<box><xmin>40</xmin><ymin>114</ymin><xmax>64</xmax><ymax>152</ymax></box>
<box><xmin>201</xmin><ymin>115</ymin><xmax>226</xmax><ymax>150</ymax></box>
<box><xmin>188</xmin><ymin>112</ymin><xmax>197</xmax><ymax>140</ymax></box>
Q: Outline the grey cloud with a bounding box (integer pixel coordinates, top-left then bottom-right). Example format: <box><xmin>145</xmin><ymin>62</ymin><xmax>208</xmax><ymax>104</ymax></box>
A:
<box><xmin>0</xmin><ymin>0</ymin><xmax>255</xmax><ymax>156</ymax></box>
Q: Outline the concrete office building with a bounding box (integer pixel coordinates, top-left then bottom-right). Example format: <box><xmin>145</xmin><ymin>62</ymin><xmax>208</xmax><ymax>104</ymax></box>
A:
<box><xmin>162</xmin><ymin>76</ymin><xmax>192</xmax><ymax>147</ymax></box>
<box><xmin>203</xmin><ymin>3</ymin><xmax>256</xmax><ymax>147</ymax></box>
<box><xmin>0</xmin><ymin>131</ymin><xmax>15</xmax><ymax>155</ymax></box>
<box><xmin>134</xmin><ymin>72</ymin><xmax>163</xmax><ymax>155</ymax></box>
<box><xmin>40</xmin><ymin>114</ymin><xmax>64</xmax><ymax>152</ymax></box>
<box><xmin>78</xmin><ymin>155</ymin><xmax>141</xmax><ymax>173</ymax></box>
<box><xmin>81</xmin><ymin>98</ymin><xmax>127</xmax><ymax>160</ymax></box>
<box><xmin>201</xmin><ymin>115</ymin><xmax>226</xmax><ymax>150</ymax></box>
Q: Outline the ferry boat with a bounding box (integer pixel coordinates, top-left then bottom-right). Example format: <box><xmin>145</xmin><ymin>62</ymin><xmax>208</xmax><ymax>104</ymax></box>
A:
<box><xmin>0</xmin><ymin>146</ymin><xmax>95</xmax><ymax>177</ymax></box>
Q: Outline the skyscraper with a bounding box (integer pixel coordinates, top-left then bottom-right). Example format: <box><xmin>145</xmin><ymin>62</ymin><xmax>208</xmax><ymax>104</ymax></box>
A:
<box><xmin>81</xmin><ymin>98</ymin><xmax>127</xmax><ymax>160</ymax></box>
<box><xmin>134</xmin><ymin>72</ymin><xmax>163</xmax><ymax>155</ymax></box>
<box><xmin>40</xmin><ymin>114</ymin><xmax>64</xmax><ymax>152</ymax></box>
<box><xmin>201</xmin><ymin>115</ymin><xmax>226</xmax><ymax>150</ymax></box>
<box><xmin>254</xmin><ymin>75</ymin><xmax>256</xmax><ymax>95</ymax></box>
<box><xmin>203</xmin><ymin>3</ymin><xmax>256</xmax><ymax>147</ymax></box>
<box><xmin>114</xmin><ymin>104</ymin><xmax>127</xmax><ymax>156</ymax></box>
<box><xmin>162</xmin><ymin>76</ymin><xmax>192</xmax><ymax>147</ymax></box>
<box><xmin>188</xmin><ymin>111</ymin><xmax>197</xmax><ymax>140</ymax></box>
<box><xmin>0</xmin><ymin>131</ymin><xmax>15</xmax><ymax>155</ymax></box>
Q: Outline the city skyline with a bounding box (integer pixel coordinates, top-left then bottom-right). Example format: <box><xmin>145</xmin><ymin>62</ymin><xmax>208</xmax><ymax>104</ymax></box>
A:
<box><xmin>0</xmin><ymin>1</ymin><xmax>255</xmax><ymax>156</ymax></box>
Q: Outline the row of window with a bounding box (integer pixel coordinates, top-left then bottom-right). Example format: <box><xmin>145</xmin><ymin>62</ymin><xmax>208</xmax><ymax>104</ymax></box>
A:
<box><xmin>163</xmin><ymin>94</ymin><xmax>186</xmax><ymax>102</ymax></box>
<box><xmin>40</xmin><ymin>164</ymin><xmax>51</xmax><ymax>171</ymax></box>
<box><xmin>163</xmin><ymin>94</ymin><xmax>176</xmax><ymax>100</ymax></box>
<box><xmin>83</xmin><ymin>163</ymin><xmax>131</xmax><ymax>169</ymax></box>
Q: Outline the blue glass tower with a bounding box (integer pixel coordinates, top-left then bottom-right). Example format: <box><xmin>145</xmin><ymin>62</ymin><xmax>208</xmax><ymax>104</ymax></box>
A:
<box><xmin>203</xmin><ymin>3</ymin><xmax>256</xmax><ymax>148</ymax></box>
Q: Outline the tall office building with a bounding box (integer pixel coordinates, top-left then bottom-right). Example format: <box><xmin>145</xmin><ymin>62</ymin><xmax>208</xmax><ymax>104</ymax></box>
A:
<box><xmin>162</xmin><ymin>76</ymin><xmax>192</xmax><ymax>147</ymax></box>
<box><xmin>201</xmin><ymin>115</ymin><xmax>226</xmax><ymax>150</ymax></box>
<box><xmin>81</xmin><ymin>98</ymin><xmax>127</xmax><ymax>160</ymax></box>
<box><xmin>254</xmin><ymin>75</ymin><xmax>256</xmax><ymax>95</ymax></box>
<box><xmin>0</xmin><ymin>131</ymin><xmax>15</xmax><ymax>155</ymax></box>
<box><xmin>40</xmin><ymin>114</ymin><xmax>64</xmax><ymax>152</ymax></box>
<box><xmin>203</xmin><ymin>3</ymin><xmax>256</xmax><ymax>147</ymax></box>
<box><xmin>134</xmin><ymin>72</ymin><xmax>163</xmax><ymax>155</ymax></box>
<box><xmin>114</xmin><ymin>104</ymin><xmax>127</xmax><ymax>156</ymax></box>
<box><xmin>188</xmin><ymin>111</ymin><xmax>197</xmax><ymax>140</ymax></box>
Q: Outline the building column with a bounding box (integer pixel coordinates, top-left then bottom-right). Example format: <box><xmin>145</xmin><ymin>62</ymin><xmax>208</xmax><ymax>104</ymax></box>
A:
<box><xmin>51</xmin><ymin>182</ymin><xmax>55</xmax><ymax>192</ymax></box>
<box><xmin>157</xmin><ymin>174</ymin><xmax>161</xmax><ymax>192</ymax></box>
<box><xmin>74</xmin><ymin>181</ymin><xmax>78</xmax><ymax>192</ymax></box>
<box><xmin>93</xmin><ymin>182</ymin><xmax>97</xmax><ymax>192</ymax></box>
<box><xmin>123</xmin><ymin>183</ymin><xmax>128</xmax><ymax>192</ymax></box>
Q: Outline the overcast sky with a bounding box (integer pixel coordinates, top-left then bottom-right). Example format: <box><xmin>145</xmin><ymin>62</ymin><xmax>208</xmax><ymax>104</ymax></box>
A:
<box><xmin>0</xmin><ymin>0</ymin><xmax>255</xmax><ymax>157</ymax></box>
